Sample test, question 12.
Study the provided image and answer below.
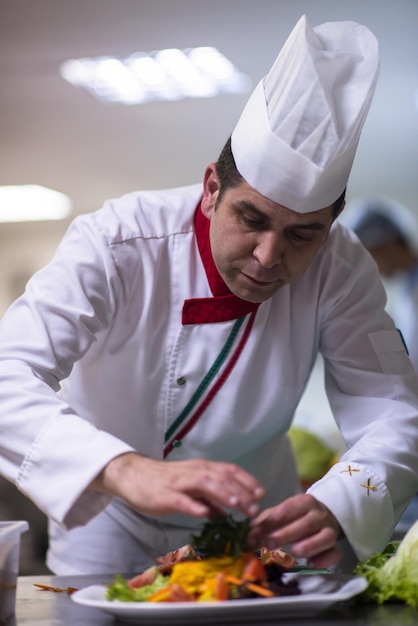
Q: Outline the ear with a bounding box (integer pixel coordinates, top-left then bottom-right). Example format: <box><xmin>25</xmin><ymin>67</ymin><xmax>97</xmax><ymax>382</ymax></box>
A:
<box><xmin>334</xmin><ymin>199</ymin><xmax>346</xmax><ymax>221</ymax></box>
<box><xmin>201</xmin><ymin>163</ymin><xmax>220</xmax><ymax>219</ymax></box>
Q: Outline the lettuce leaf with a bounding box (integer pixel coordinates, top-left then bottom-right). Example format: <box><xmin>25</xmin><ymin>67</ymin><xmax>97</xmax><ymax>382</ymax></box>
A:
<box><xmin>354</xmin><ymin>519</ymin><xmax>418</xmax><ymax>607</ymax></box>
<box><xmin>106</xmin><ymin>573</ymin><xmax>168</xmax><ymax>602</ymax></box>
<box><xmin>353</xmin><ymin>541</ymin><xmax>399</xmax><ymax>604</ymax></box>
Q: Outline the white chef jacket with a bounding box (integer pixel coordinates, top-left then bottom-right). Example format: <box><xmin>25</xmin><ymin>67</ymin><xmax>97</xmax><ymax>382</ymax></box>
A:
<box><xmin>0</xmin><ymin>183</ymin><xmax>418</xmax><ymax>568</ymax></box>
<box><xmin>390</xmin><ymin>265</ymin><xmax>418</xmax><ymax>374</ymax></box>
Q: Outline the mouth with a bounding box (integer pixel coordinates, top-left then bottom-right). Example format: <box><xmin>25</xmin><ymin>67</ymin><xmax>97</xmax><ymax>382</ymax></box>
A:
<box><xmin>241</xmin><ymin>272</ymin><xmax>282</xmax><ymax>287</ymax></box>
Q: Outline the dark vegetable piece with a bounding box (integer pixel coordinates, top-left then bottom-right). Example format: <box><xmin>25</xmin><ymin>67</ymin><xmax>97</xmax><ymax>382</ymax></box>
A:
<box><xmin>191</xmin><ymin>515</ymin><xmax>251</xmax><ymax>559</ymax></box>
<box><xmin>265</xmin><ymin>563</ymin><xmax>301</xmax><ymax>597</ymax></box>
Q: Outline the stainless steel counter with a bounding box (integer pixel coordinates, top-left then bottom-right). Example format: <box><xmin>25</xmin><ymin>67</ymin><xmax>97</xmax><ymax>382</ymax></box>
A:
<box><xmin>3</xmin><ymin>574</ymin><xmax>416</xmax><ymax>625</ymax></box>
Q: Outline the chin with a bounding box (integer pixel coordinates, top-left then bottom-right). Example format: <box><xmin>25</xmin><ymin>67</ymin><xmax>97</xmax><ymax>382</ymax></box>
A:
<box><xmin>241</xmin><ymin>294</ymin><xmax>263</xmax><ymax>304</ymax></box>
<box><xmin>234</xmin><ymin>288</ymin><xmax>270</xmax><ymax>304</ymax></box>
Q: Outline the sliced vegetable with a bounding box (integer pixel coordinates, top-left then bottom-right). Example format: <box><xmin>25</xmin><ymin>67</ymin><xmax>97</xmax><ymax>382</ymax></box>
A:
<box><xmin>127</xmin><ymin>566</ymin><xmax>159</xmax><ymax>589</ymax></box>
<box><xmin>156</xmin><ymin>544</ymin><xmax>200</xmax><ymax>573</ymax></box>
<box><xmin>245</xmin><ymin>582</ymin><xmax>275</xmax><ymax>597</ymax></box>
<box><xmin>167</xmin><ymin>554</ymin><xmax>245</xmax><ymax>595</ymax></box>
<box><xmin>146</xmin><ymin>583</ymin><xmax>194</xmax><ymax>603</ymax></box>
<box><xmin>33</xmin><ymin>583</ymin><xmax>78</xmax><ymax>595</ymax></box>
<box><xmin>242</xmin><ymin>554</ymin><xmax>267</xmax><ymax>582</ymax></box>
<box><xmin>260</xmin><ymin>547</ymin><xmax>297</xmax><ymax>569</ymax></box>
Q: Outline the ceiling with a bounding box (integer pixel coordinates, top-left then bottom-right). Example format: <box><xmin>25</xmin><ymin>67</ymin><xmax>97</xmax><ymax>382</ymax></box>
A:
<box><xmin>1</xmin><ymin>0</ymin><xmax>418</xmax><ymax>247</ymax></box>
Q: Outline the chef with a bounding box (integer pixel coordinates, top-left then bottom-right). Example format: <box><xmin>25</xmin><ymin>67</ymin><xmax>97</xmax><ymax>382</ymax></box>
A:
<box><xmin>1</xmin><ymin>15</ymin><xmax>418</xmax><ymax>576</ymax></box>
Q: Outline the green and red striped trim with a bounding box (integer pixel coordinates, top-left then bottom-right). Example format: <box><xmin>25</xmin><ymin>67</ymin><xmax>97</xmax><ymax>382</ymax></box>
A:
<box><xmin>164</xmin><ymin>310</ymin><xmax>257</xmax><ymax>457</ymax></box>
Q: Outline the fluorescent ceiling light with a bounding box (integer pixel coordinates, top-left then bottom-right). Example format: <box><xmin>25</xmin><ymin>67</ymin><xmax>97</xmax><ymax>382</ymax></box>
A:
<box><xmin>60</xmin><ymin>46</ymin><xmax>251</xmax><ymax>105</ymax></box>
<box><xmin>0</xmin><ymin>185</ymin><xmax>72</xmax><ymax>223</ymax></box>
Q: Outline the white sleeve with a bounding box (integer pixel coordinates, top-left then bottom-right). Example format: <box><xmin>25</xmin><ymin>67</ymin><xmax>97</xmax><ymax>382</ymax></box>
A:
<box><xmin>309</xmin><ymin>229</ymin><xmax>418</xmax><ymax>560</ymax></box>
<box><xmin>0</xmin><ymin>213</ymin><xmax>134</xmax><ymax>528</ymax></box>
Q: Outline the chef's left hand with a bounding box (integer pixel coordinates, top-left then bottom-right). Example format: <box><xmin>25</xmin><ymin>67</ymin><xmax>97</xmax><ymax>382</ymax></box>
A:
<box><xmin>246</xmin><ymin>493</ymin><xmax>342</xmax><ymax>569</ymax></box>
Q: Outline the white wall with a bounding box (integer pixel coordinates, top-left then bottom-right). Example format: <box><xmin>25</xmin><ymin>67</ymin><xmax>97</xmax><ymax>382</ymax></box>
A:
<box><xmin>0</xmin><ymin>221</ymin><xmax>67</xmax><ymax>315</ymax></box>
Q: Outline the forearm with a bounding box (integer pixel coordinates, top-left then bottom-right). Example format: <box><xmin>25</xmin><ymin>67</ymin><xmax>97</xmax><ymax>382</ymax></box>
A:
<box><xmin>89</xmin><ymin>451</ymin><xmax>146</xmax><ymax>497</ymax></box>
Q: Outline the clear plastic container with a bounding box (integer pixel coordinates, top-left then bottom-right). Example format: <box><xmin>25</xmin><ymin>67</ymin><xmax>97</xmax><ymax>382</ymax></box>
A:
<box><xmin>0</xmin><ymin>521</ymin><xmax>29</xmax><ymax>622</ymax></box>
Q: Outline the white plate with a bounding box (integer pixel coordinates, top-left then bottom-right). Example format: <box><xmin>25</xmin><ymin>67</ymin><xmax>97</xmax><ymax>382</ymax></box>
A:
<box><xmin>71</xmin><ymin>573</ymin><xmax>368</xmax><ymax>623</ymax></box>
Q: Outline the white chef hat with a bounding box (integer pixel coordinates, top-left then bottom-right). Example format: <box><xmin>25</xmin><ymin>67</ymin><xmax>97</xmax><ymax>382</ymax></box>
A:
<box><xmin>231</xmin><ymin>15</ymin><xmax>379</xmax><ymax>213</ymax></box>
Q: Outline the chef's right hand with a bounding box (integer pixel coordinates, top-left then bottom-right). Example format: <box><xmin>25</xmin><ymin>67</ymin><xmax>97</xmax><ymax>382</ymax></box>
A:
<box><xmin>89</xmin><ymin>451</ymin><xmax>265</xmax><ymax>520</ymax></box>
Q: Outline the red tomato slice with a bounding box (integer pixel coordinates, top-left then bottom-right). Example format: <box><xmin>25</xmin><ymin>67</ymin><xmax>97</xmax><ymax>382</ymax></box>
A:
<box><xmin>242</xmin><ymin>554</ymin><xmax>267</xmax><ymax>582</ymax></box>
<box><xmin>127</xmin><ymin>566</ymin><xmax>159</xmax><ymax>589</ymax></box>
<box><xmin>165</xmin><ymin>584</ymin><xmax>195</xmax><ymax>602</ymax></box>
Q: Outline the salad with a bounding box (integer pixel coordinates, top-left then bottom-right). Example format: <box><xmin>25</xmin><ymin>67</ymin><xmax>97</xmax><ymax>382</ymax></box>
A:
<box><xmin>106</xmin><ymin>515</ymin><xmax>299</xmax><ymax>603</ymax></box>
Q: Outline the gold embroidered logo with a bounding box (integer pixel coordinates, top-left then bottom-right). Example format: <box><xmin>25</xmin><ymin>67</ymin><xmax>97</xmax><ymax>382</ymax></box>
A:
<box><xmin>340</xmin><ymin>465</ymin><xmax>360</xmax><ymax>476</ymax></box>
<box><xmin>360</xmin><ymin>478</ymin><xmax>377</xmax><ymax>496</ymax></box>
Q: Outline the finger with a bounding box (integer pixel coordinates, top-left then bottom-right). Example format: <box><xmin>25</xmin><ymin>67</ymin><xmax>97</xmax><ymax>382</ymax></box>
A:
<box><xmin>248</xmin><ymin>501</ymin><xmax>337</xmax><ymax>551</ymax></box>
<box><xmin>206</xmin><ymin>462</ymin><xmax>266</xmax><ymax>512</ymax></box>
<box><xmin>247</xmin><ymin>509</ymin><xmax>305</xmax><ymax>548</ymax></box>
<box><xmin>150</xmin><ymin>489</ymin><xmax>213</xmax><ymax>517</ymax></box>
<box><xmin>230</xmin><ymin>466</ymin><xmax>266</xmax><ymax>501</ymax></box>
<box><xmin>250</xmin><ymin>494</ymin><xmax>313</xmax><ymax>536</ymax></box>
<box><xmin>291</xmin><ymin>525</ymin><xmax>338</xmax><ymax>559</ymax></box>
<box><xmin>249</xmin><ymin>522</ymin><xmax>307</xmax><ymax>552</ymax></box>
<box><xmin>185</xmin><ymin>463</ymin><xmax>265</xmax><ymax>517</ymax></box>
<box><xmin>190</xmin><ymin>477</ymin><xmax>261</xmax><ymax>518</ymax></box>
<box><xmin>306</xmin><ymin>545</ymin><xmax>341</xmax><ymax>569</ymax></box>
<box><xmin>197</xmin><ymin>498</ymin><xmax>228</xmax><ymax>519</ymax></box>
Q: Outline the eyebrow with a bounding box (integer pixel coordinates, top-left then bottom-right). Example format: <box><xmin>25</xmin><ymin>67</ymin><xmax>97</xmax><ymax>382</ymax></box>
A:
<box><xmin>291</xmin><ymin>222</ymin><xmax>327</xmax><ymax>232</ymax></box>
<box><xmin>234</xmin><ymin>200</ymin><xmax>328</xmax><ymax>232</ymax></box>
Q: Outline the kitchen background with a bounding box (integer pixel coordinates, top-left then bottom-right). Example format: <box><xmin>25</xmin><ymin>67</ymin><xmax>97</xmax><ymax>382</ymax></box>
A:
<box><xmin>1</xmin><ymin>0</ymin><xmax>418</xmax><ymax>573</ymax></box>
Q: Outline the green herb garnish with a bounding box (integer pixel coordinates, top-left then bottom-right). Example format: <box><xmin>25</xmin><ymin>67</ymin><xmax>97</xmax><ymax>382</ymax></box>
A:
<box><xmin>191</xmin><ymin>515</ymin><xmax>251</xmax><ymax>560</ymax></box>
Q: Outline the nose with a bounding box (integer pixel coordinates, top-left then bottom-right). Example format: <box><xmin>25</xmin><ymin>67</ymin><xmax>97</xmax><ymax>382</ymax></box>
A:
<box><xmin>253</xmin><ymin>232</ymin><xmax>283</xmax><ymax>268</ymax></box>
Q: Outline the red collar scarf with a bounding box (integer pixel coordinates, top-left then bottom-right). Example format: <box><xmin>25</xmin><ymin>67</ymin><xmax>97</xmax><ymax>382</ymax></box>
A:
<box><xmin>182</xmin><ymin>202</ymin><xmax>260</xmax><ymax>325</ymax></box>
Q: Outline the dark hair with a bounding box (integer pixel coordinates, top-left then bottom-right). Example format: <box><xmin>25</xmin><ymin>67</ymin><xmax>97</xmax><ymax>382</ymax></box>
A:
<box><xmin>215</xmin><ymin>136</ymin><xmax>345</xmax><ymax>218</ymax></box>
<box><xmin>332</xmin><ymin>189</ymin><xmax>346</xmax><ymax>219</ymax></box>
<box><xmin>214</xmin><ymin>136</ymin><xmax>244</xmax><ymax>202</ymax></box>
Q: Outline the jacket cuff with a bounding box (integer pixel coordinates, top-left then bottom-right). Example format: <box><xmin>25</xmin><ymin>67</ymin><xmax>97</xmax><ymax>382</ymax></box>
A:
<box><xmin>307</xmin><ymin>461</ymin><xmax>395</xmax><ymax>561</ymax></box>
<box><xmin>16</xmin><ymin>415</ymin><xmax>134</xmax><ymax>528</ymax></box>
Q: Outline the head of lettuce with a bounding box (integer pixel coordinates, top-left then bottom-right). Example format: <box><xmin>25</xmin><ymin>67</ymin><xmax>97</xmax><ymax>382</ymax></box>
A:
<box><xmin>354</xmin><ymin>519</ymin><xmax>418</xmax><ymax>607</ymax></box>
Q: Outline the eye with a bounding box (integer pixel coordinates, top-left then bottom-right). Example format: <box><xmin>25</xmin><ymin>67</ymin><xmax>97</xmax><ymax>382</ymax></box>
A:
<box><xmin>240</xmin><ymin>213</ymin><xmax>266</xmax><ymax>229</ymax></box>
<box><xmin>288</xmin><ymin>229</ymin><xmax>314</xmax><ymax>244</ymax></box>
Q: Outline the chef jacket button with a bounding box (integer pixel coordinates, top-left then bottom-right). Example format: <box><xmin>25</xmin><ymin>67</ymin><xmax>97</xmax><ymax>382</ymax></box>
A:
<box><xmin>173</xmin><ymin>440</ymin><xmax>182</xmax><ymax>448</ymax></box>
<box><xmin>176</xmin><ymin>376</ymin><xmax>186</xmax><ymax>386</ymax></box>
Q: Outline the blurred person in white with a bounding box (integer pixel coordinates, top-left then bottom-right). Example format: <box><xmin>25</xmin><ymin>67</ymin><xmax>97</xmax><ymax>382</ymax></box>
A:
<box><xmin>347</xmin><ymin>197</ymin><xmax>418</xmax><ymax>374</ymax></box>
<box><xmin>0</xmin><ymin>15</ymin><xmax>418</xmax><ymax>576</ymax></box>
<box><xmin>348</xmin><ymin>197</ymin><xmax>418</xmax><ymax>533</ymax></box>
